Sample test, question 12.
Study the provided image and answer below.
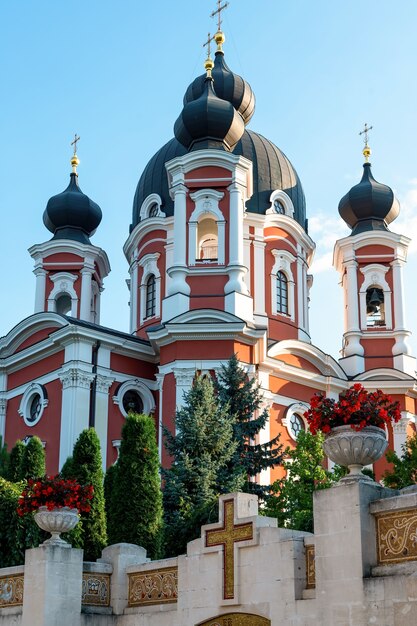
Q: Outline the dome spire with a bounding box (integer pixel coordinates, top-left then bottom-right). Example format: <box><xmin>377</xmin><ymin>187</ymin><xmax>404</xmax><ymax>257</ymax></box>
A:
<box><xmin>203</xmin><ymin>32</ymin><xmax>215</xmax><ymax>78</ymax></box>
<box><xmin>210</xmin><ymin>0</ymin><xmax>228</xmax><ymax>52</ymax></box>
<box><xmin>70</xmin><ymin>133</ymin><xmax>81</xmax><ymax>174</ymax></box>
<box><xmin>359</xmin><ymin>122</ymin><xmax>373</xmax><ymax>164</ymax></box>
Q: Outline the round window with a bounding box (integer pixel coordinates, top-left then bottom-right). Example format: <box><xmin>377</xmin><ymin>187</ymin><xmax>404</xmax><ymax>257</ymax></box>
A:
<box><xmin>28</xmin><ymin>394</ymin><xmax>42</xmax><ymax>424</ymax></box>
<box><xmin>289</xmin><ymin>413</ymin><xmax>305</xmax><ymax>439</ymax></box>
<box><xmin>122</xmin><ymin>390</ymin><xmax>144</xmax><ymax>415</ymax></box>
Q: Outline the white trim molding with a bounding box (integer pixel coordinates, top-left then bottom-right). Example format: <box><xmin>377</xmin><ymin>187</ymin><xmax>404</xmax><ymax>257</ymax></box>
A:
<box><xmin>189</xmin><ymin>189</ymin><xmax>225</xmax><ymax>265</ymax></box>
<box><xmin>47</xmin><ymin>272</ymin><xmax>78</xmax><ymax>316</ymax></box>
<box><xmin>359</xmin><ymin>264</ymin><xmax>392</xmax><ymax>330</ymax></box>
<box><xmin>271</xmin><ymin>249</ymin><xmax>296</xmax><ymax>321</ymax></box>
<box><xmin>282</xmin><ymin>402</ymin><xmax>309</xmax><ymax>441</ymax></box>
<box><xmin>138</xmin><ymin>252</ymin><xmax>161</xmax><ymax>325</ymax></box>
<box><xmin>18</xmin><ymin>382</ymin><xmax>49</xmax><ymax>427</ymax></box>
<box><xmin>112</xmin><ymin>378</ymin><xmax>156</xmax><ymax>417</ymax></box>
<box><xmin>139</xmin><ymin>193</ymin><xmax>165</xmax><ymax>221</ymax></box>
<box><xmin>266</xmin><ymin>189</ymin><xmax>295</xmax><ymax>218</ymax></box>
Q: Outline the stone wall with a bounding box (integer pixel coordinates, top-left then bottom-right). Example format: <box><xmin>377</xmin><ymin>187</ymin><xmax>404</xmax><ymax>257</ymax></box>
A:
<box><xmin>0</xmin><ymin>485</ymin><xmax>416</xmax><ymax>626</ymax></box>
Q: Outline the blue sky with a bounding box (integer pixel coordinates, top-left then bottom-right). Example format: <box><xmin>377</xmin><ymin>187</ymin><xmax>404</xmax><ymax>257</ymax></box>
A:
<box><xmin>1</xmin><ymin>1</ymin><xmax>417</xmax><ymax>359</ymax></box>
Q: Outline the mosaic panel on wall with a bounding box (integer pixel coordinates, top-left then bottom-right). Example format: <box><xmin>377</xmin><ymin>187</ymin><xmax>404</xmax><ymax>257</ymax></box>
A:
<box><xmin>376</xmin><ymin>508</ymin><xmax>417</xmax><ymax>565</ymax></box>
<box><xmin>128</xmin><ymin>566</ymin><xmax>178</xmax><ymax>606</ymax></box>
<box><xmin>305</xmin><ymin>544</ymin><xmax>316</xmax><ymax>589</ymax></box>
<box><xmin>0</xmin><ymin>574</ymin><xmax>24</xmax><ymax>608</ymax></box>
<box><xmin>81</xmin><ymin>572</ymin><xmax>110</xmax><ymax>607</ymax></box>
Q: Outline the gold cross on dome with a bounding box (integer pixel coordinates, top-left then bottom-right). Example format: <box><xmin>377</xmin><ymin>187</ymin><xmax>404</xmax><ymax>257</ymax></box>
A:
<box><xmin>205</xmin><ymin>498</ymin><xmax>253</xmax><ymax>600</ymax></box>
<box><xmin>71</xmin><ymin>133</ymin><xmax>81</xmax><ymax>155</ymax></box>
<box><xmin>210</xmin><ymin>0</ymin><xmax>229</xmax><ymax>31</ymax></box>
<box><xmin>203</xmin><ymin>32</ymin><xmax>214</xmax><ymax>58</ymax></box>
<box><xmin>359</xmin><ymin>123</ymin><xmax>373</xmax><ymax>162</ymax></box>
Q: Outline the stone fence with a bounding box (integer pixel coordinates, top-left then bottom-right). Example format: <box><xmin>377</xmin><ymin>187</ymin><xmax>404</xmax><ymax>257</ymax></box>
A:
<box><xmin>0</xmin><ymin>482</ymin><xmax>416</xmax><ymax>625</ymax></box>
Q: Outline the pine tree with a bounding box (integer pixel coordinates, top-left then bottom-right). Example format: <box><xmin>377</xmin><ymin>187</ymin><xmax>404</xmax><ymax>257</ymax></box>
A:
<box><xmin>64</xmin><ymin>428</ymin><xmax>107</xmax><ymax>561</ymax></box>
<box><xmin>264</xmin><ymin>430</ymin><xmax>332</xmax><ymax>532</ymax></box>
<box><xmin>7</xmin><ymin>440</ymin><xmax>25</xmax><ymax>482</ymax></box>
<box><xmin>107</xmin><ymin>414</ymin><xmax>163</xmax><ymax>559</ymax></box>
<box><xmin>163</xmin><ymin>374</ymin><xmax>243</xmax><ymax>557</ymax></box>
<box><xmin>383</xmin><ymin>432</ymin><xmax>417</xmax><ymax>489</ymax></box>
<box><xmin>216</xmin><ymin>354</ymin><xmax>283</xmax><ymax>498</ymax></box>
<box><xmin>19</xmin><ymin>436</ymin><xmax>45</xmax><ymax>480</ymax></box>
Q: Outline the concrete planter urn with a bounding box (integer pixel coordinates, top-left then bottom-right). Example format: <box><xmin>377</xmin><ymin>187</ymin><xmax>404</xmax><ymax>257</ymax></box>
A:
<box><xmin>34</xmin><ymin>506</ymin><xmax>79</xmax><ymax>547</ymax></box>
<box><xmin>323</xmin><ymin>425</ymin><xmax>388</xmax><ymax>479</ymax></box>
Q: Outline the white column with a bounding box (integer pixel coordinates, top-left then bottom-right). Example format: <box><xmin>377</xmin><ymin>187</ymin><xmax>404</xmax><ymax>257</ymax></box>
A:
<box><xmin>296</xmin><ymin>246</ymin><xmax>304</xmax><ymax>330</ymax></box>
<box><xmin>58</xmin><ymin>368</ymin><xmax>94</xmax><ymax>468</ymax></box>
<box><xmin>393</xmin><ymin>412</ymin><xmax>410</xmax><ymax>456</ymax></box>
<box><xmin>34</xmin><ymin>267</ymin><xmax>47</xmax><ymax>313</ymax></box>
<box><xmin>345</xmin><ymin>259</ymin><xmax>360</xmax><ymax>332</ymax></box>
<box><xmin>188</xmin><ymin>221</ymin><xmax>198</xmax><ymax>265</ymax></box>
<box><xmin>129</xmin><ymin>255</ymin><xmax>139</xmax><ymax>333</ymax></box>
<box><xmin>228</xmin><ymin>182</ymin><xmax>244</xmax><ymax>268</ymax></box>
<box><xmin>0</xmin><ymin>397</ymin><xmax>6</xmax><ymax>442</ymax></box>
<box><xmin>80</xmin><ymin>266</ymin><xmax>93</xmax><ymax>321</ymax></box>
<box><xmin>155</xmin><ymin>372</ymin><xmax>165</xmax><ymax>461</ymax></box>
<box><xmin>391</xmin><ymin>259</ymin><xmax>406</xmax><ymax>331</ymax></box>
<box><xmin>253</xmin><ymin>238</ymin><xmax>266</xmax><ymax>317</ymax></box>
<box><xmin>95</xmin><ymin>375</ymin><xmax>114</xmax><ymax>471</ymax></box>
<box><xmin>173</xmin><ymin>368</ymin><xmax>195</xmax><ymax>410</ymax></box>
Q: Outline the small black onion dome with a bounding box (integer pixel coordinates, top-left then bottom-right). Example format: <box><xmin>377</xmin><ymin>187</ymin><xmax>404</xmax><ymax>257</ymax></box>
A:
<box><xmin>43</xmin><ymin>173</ymin><xmax>102</xmax><ymax>244</ymax></box>
<box><xmin>174</xmin><ymin>76</ymin><xmax>245</xmax><ymax>152</ymax></box>
<box><xmin>184</xmin><ymin>51</ymin><xmax>255</xmax><ymax>125</ymax></box>
<box><xmin>338</xmin><ymin>163</ymin><xmax>400</xmax><ymax>235</ymax></box>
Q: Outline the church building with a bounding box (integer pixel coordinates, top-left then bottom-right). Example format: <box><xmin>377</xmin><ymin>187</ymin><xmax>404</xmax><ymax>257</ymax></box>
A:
<box><xmin>0</xmin><ymin>22</ymin><xmax>416</xmax><ymax>483</ymax></box>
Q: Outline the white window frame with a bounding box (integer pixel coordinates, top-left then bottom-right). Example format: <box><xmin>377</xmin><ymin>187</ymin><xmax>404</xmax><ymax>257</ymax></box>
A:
<box><xmin>18</xmin><ymin>383</ymin><xmax>49</xmax><ymax>427</ymax></box>
<box><xmin>112</xmin><ymin>379</ymin><xmax>155</xmax><ymax>417</ymax></box>
<box><xmin>189</xmin><ymin>189</ymin><xmax>225</xmax><ymax>266</ymax></box>
<box><xmin>138</xmin><ymin>253</ymin><xmax>161</xmax><ymax>324</ymax></box>
<box><xmin>271</xmin><ymin>249</ymin><xmax>296</xmax><ymax>321</ymax></box>
<box><xmin>47</xmin><ymin>272</ymin><xmax>78</xmax><ymax>316</ymax></box>
<box><xmin>282</xmin><ymin>402</ymin><xmax>309</xmax><ymax>441</ymax></box>
<box><xmin>139</xmin><ymin>193</ymin><xmax>165</xmax><ymax>221</ymax></box>
<box><xmin>359</xmin><ymin>264</ymin><xmax>392</xmax><ymax>330</ymax></box>
<box><xmin>266</xmin><ymin>190</ymin><xmax>295</xmax><ymax>218</ymax></box>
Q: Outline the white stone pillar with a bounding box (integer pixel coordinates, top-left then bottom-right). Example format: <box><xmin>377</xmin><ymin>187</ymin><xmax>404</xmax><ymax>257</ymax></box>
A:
<box><xmin>155</xmin><ymin>372</ymin><xmax>165</xmax><ymax>461</ymax></box>
<box><xmin>228</xmin><ymin>182</ymin><xmax>244</xmax><ymax>267</ymax></box>
<box><xmin>58</xmin><ymin>368</ymin><xmax>94</xmax><ymax>468</ymax></box>
<box><xmin>99</xmin><ymin>544</ymin><xmax>148</xmax><ymax>615</ymax></box>
<box><xmin>393</xmin><ymin>412</ymin><xmax>410</xmax><ymax>455</ymax></box>
<box><xmin>345</xmin><ymin>259</ymin><xmax>360</xmax><ymax>332</ymax></box>
<box><xmin>80</xmin><ymin>266</ymin><xmax>93</xmax><ymax>321</ymax></box>
<box><xmin>296</xmin><ymin>247</ymin><xmax>304</xmax><ymax>331</ymax></box>
<box><xmin>253</xmin><ymin>232</ymin><xmax>266</xmax><ymax>319</ymax></box>
<box><xmin>34</xmin><ymin>267</ymin><xmax>47</xmax><ymax>313</ymax></box>
<box><xmin>173</xmin><ymin>368</ymin><xmax>195</xmax><ymax>410</ymax></box>
<box><xmin>0</xmin><ymin>397</ymin><xmax>6</xmax><ymax>442</ymax></box>
<box><xmin>129</xmin><ymin>255</ymin><xmax>139</xmax><ymax>333</ymax></box>
<box><xmin>22</xmin><ymin>545</ymin><xmax>83</xmax><ymax>626</ymax></box>
<box><xmin>95</xmin><ymin>374</ymin><xmax>114</xmax><ymax>471</ymax></box>
<box><xmin>392</xmin><ymin>259</ymin><xmax>406</xmax><ymax>331</ymax></box>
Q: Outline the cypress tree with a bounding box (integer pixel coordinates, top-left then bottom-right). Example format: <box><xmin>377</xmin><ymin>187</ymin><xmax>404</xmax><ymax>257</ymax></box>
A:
<box><xmin>66</xmin><ymin>428</ymin><xmax>107</xmax><ymax>561</ymax></box>
<box><xmin>19</xmin><ymin>436</ymin><xmax>45</xmax><ymax>480</ymax></box>
<box><xmin>163</xmin><ymin>374</ymin><xmax>242</xmax><ymax>557</ymax></box>
<box><xmin>107</xmin><ymin>414</ymin><xmax>163</xmax><ymax>559</ymax></box>
<box><xmin>104</xmin><ymin>462</ymin><xmax>117</xmax><ymax>524</ymax></box>
<box><xmin>216</xmin><ymin>354</ymin><xmax>283</xmax><ymax>498</ymax></box>
<box><xmin>7</xmin><ymin>440</ymin><xmax>25</xmax><ymax>482</ymax></box>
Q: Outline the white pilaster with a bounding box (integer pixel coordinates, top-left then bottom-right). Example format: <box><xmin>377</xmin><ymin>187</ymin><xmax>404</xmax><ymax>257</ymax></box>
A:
<box><xmin>173</xmin><ymin>367</ymin><xmax>195</xmax><ymax>410</ymax></box>
<box><xmin>155</xmin><ymin>372</ymin><xmax>165</xmax><ymax>461</ymax></box>
<box><xmin>95</xmin><ymin>374</ymin><xmax>114</xmax><ymax>471</ymax></box>
<box><xmin>129</xmin><ymin>253</ymin><xmax>139</xmax><ymax>333</ymax></box>
<box><xmin>0</xmin><ymin>397</ymin><xmax>6</xmax><ymax>442</ymax></box>
<box><xmin>80</xmin><ymin>261</ymin><xmax>94</xmax><ymax>322</ymax></box>
<box><xmin>34</xmin><ymin>266</ymin><xmax>47</xmax><ymax>313</ymax></box>
<box><xmin>253</xmin><ymin>230</ymin><xmax>266</xmax><ymax>320</ymax></box>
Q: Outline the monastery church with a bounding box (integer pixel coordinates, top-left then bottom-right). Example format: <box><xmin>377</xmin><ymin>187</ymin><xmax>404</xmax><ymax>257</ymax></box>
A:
<box><xmin>0</xmin><ymin>14</ymin><xmax>416</xmax><ymax>486</ymax></box>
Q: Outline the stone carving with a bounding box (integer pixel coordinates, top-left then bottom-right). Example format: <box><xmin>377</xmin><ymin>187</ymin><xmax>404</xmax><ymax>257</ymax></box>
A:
<box><xmin>173</xmin><ymin>368</ymin><xmax>196</xmax><ymax>387</ymax></box>
<box><xmin>197</xmin><ymin>614</ymin><xmax>270</xmax><ymax>626</ymax></box>
<box><xmin>0</xmin><ymin>397</ymin><xmax>6</xmax><ymax>416</ymax></box>
<box><xmin>81</xmin><ymin>573</ymin><xmax>110</xmax><ymax>607</ymax></box>
<box><xmin>59</xmin><ymin>369</ymin><xmax>95</xmax><ymax>390</ymax></box>
<box><xmin>95</xmin><ymin>375</ymin><xmax>114</xmax><ymax>394</ymax></box>
<box><xmin>376</xmin><ymin>509</ymin><xmax>417</xmax><ymax>564</ymax></box>
<box><xmin>305</xmin><ymin>545</ymin><xmax>316</xmax><ymax>589</ymax></box>
<box><xmin>0</xmin><ymin>575</ymin><xmax>24</xmax><ymax>608</ymax></box>
<box><xmin>128</xmin><ymin>566</ymin><xmax>178</xmax><ymax>606</ymax></box>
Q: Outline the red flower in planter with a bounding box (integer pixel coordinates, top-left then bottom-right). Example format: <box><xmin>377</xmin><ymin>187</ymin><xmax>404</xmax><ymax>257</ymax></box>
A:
<box><xmin>17</xmin><ymin>475</ymin><xmax>94</xmax><ymax>517</ymax></box>
<box><xmin>304</xmin><ymin>384</ymin><xmax>401</xmax><ymax>436</ymax></box>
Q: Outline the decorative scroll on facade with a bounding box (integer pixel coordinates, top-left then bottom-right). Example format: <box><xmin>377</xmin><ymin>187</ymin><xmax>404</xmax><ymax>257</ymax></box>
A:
<box><xmin>128</xmin><ymin>566</ymin><xmax>178</xmax><ymax>607</ymax></box>
<box><xmin>197</xmin><ymin>614</ymin><xmax>270</xmax><ymax>626</ymax></box>
<box><xmin>0</xmin><ymin>574</ymin><xmax>24</xmax><ymax>608</ymax></box>
<box><xmin>81</xmin><ymin>573</ymin><xmax>110</xmax><ymax>607</ymax></box>
<box><xmin>376</xmin><ymin>508</ymin><xmax>417</xmax><ymax>565</ymax></box>
<box><xmin>305</xmin><ymin>544</ymin><xmax>316</xmax><ymax>589</ymax></box>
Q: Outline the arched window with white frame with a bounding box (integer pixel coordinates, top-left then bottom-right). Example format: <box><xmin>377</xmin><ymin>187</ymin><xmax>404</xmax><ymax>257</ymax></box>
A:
<box><xmin>359</xmin><ymin>264</ymin><xmax>392</xmax><ymax>330</ymax></box>
<box><xmin>271</xmin><ymin>250</ymin><xmax>296</xmax><ymax>321</ymax></box>
<box><xmin>276</xmin><ymin>271</ymin><xmax>288</xmax><ymax>314</ymax></box>
<box><xmin>189</xmin><ymin>189</ymin><xmax>225</xmax><ymax>265</ymax></box>
<box><xmin>145</xmin><ymin>274</ymin><xmax>156</xmax><ymax>319</ymax></box>
<box><xmin>138</xmin><ymin>253</ymin><xmax>161</xmax><ymax>325</ymax></box>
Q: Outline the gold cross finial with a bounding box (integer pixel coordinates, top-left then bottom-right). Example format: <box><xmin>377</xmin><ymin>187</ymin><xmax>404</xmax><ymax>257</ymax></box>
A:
<box><xmin>70</xmin><ymin>133</ymin><xmax>80</xmax><ymax>173</ymax></box>
<box><xmin>203</xmin><ymin>32</ymin><xmax>215</xmax><ymax>77</ymax></box>
<box><xmin>211</xmin><ymin>0</ymin><xmax>229</xmax><ymax>31</ymax></box>
<box><xmin>359</xmin><ymin>123</ymin><xmax>373</xmax><ymax>163</ymax></box>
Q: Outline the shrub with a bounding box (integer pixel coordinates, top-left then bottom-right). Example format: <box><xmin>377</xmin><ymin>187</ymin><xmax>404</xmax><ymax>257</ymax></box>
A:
<box><xmin>19</xmin><ymin>436</ymin><xmax>46</xmax><ymax>480</ymax></box>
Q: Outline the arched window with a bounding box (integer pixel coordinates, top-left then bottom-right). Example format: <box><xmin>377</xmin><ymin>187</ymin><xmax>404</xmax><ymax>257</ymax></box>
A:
<box><xmin>55</xmin><ymin>293</ymin><xmax>72</xmax><ymax>315</ymax></box>
<box><xmin>197</xmin><ymin>218</ymin><xmax>218</xmax><ymax>261</ymax></box>
<box><xmin>145</xmin><ymin>274</ymin><xmax>156</xmax><ymax>319</ymax></box>
<box><xmin>366</xmin><ymin>287</ymin><xmax>385</xmax><ymax>327</ymax></box>
<box><xmin>277</xmin><ymin>271</ymin><xmax>288</xmax><ymax>314</ymax></box>
<box><xmin>274</xmin><ymin>199</ymin><xmax>285</xmax><ymax>214</ymax></box>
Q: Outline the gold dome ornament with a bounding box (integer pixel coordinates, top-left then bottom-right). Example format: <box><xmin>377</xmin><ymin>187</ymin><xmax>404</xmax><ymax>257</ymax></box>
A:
<box><xmin>214</xmin><ymin>30</ymin><xmax>225</xmax><ymax>52</ymax></box>
<box><xmin>203</xmin><ymin>32</ymin><xmax>215</xmax><ymax>78</ymax></box>
<box><xmin>70</xmin><ymin>133</ymin><xmax>81</xmax><ymax>173</ymax></box>
<box><xmin>359</xmin><ymin>123</ymin><xmax>373</xmax><ymax>163</ymax></box>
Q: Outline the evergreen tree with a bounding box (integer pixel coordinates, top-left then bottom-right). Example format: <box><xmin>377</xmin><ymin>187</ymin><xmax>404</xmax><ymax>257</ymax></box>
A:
<box><xmin>0</xmin><ymin>437</ymin><xmax>9</xmax><ymax>479</ymax></box>
<box><xmin>64</xmin><ymin>428</ymin><xmax>107</xmax><ymax>561</ymax></box>
<box><xmin>216</xmin><ymin>355</ymin><xmax>283</xmax><ymax>498</ymax></box>
<box><xmin>104</xmin><ymin>462</ymin><xmax>117</xmax><ymax>524</ymax></box>
<box><xmin>264</xmin><ymin>430</ymin><xmax>333</xmax><ymax>532</ymax></box>
<box><xmin>19</xmin><ymin>436</ymin><xmax>45</xmax><ymax>480</ymax></box>
<box><xmin>107</xmin><ymin>414</ymin><xmax>163</xmax><ymax>559</ymax></box>
<box><xmin>163</xmin><ymin>374</ymin><xmax>243</xmax><ymax>557</ymax></box>
<box><xmin>7</xmin><ymin>440</ymin><xmax>25</xmax><ymax>481</ymax></box>
<box><xmin>383</xmin><ymin>432</ymin><xmax>417</xmax><ymax>489</ymax></box>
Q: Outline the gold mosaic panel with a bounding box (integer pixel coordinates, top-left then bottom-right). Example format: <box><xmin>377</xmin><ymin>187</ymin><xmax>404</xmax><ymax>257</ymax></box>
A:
<box><xmin>197</xmin><ymin>613</ymin><xmax>271</xmax><ymax>626</ymax></box>
<box><xmin>376</xmin><ymin>508</ymin><xmax>417</xmax><ymax>565</ymax></box>
<box><xmin>0</xmin><ymin>574</ymin><xmax>24</xmax><ymax>608</ymax></box>
<box><xmin>305</xmin><ymin>544</ymin><xmax>316</xmax><ymax>589</ymax></box>
<box><xmin>81</xmin><ymin>572</ymin><xmax>110</xmax><ymax>607</ymax></box>
<box><xmin>128</xmin><ymin>566</ymin><xmax>178</xmax><ymax>606</ymax></box>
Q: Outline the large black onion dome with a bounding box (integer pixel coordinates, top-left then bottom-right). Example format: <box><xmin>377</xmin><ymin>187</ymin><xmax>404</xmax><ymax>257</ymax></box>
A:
<box><xmin>131</xmin><ymin>130</ymin><xmax>306</xmax><ymax>231</ymax></box>
<box><xmin>43</xmin><ymin>173</ymin><xmax>102</xmax><ymax>244</ymax></box>
<box><xmin>184</xmin><ymin>51</ymin><xmax>255</xmax><ymax>125</ymax></box>
<box><xmin>338</xmin><ymin>163</ymin><xmax>399</xmax><ymax>235</ymax></box>
<box><xmin>174</xmin><ymin>77</ymin><xmax>245</xmax><ymax>152</ymax></box>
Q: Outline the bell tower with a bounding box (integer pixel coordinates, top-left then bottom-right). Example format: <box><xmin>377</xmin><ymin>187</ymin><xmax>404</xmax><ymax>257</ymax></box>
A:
<box><xmin>334</xmin><ymin>129</ymin><xmax>414</xmax><ymax>376</ymax></box>
<box><xmin>29</xmin><ymin>139</ymin><xmax>110</xmax><ymax>323</ymax></box>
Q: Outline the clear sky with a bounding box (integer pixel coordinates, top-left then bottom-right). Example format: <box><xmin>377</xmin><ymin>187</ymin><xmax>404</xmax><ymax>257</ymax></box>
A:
<box><xmin>1</xmin><ymin>0</ymin><xmax>417</xmax><ymax>360</ymax></box>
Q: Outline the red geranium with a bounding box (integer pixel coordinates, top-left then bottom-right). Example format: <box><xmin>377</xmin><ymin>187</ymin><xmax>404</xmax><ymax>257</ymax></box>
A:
<box><xmin>304</xmin><ymin>383</ymin><xmax>401</xmax><ymax>436</ymax></box>
<box><xmin>17</xmin><ymin>475</ymin><xmax>93</xmax><ymax>517</ymax></box>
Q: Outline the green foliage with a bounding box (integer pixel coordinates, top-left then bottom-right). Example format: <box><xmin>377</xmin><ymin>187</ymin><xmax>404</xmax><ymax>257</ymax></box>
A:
<box><xmin>0</xmin><ymin>436</ymin><xmax>9</xmax><ymax>479</ymax></box>
<box><xmin>216</xmin><ymin>355</ymin><xmax>283</xmax><ymax>498</ymax></box>
<box><xmin>19</xmin><ymin>436</ymin><xmax>45</xmax><ymax>480</ymax></box>
<box><xmin>7</xmin><ymin>440</ymin><xmax>25</xmax><ymax>482</ymax></box>
<box><xmin>0</xmin><ymin>477</ymin><xmax>43</xmax><ymax>567</ymax></box>
<box><xmin>107</xmin><ymin>414</ymin><xmax>163</xmax><ymax>559</ymax></box>
<box><xmin>62</xmin><ymin>429</ymin><xmax>107</xmax><ymax>561</ymax></box>
<box><xmin>383</xmin><ymin>432</ymin><xmax>417</xmax><ymax>489</ymax></box>
<box><xmin>104</xmin><ymin>462</ymin><xmax>117</xmax><ymax>523</ymax></box>
<box><xmin>163</xmin><ymin>375</ymin><xmax>242</xmax><ymax>557</ymax></box>
<box><xmin>264</xmin><ymin>431</ymin><xmax>334</xmax><ymax>533</ymax></box>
